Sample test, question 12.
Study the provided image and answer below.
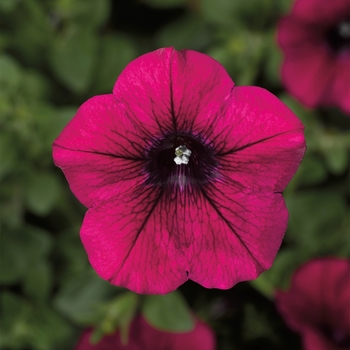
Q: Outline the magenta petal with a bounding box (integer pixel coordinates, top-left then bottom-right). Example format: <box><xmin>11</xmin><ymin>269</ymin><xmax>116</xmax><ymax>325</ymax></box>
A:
<box><xmin>80</xmin><ymin>191</ymin><xmax>188</xmax><ymax>294</ymax></box>
<box><xmin>112</xmin><ymin>48</ymin><xmax>175</xmax><ymax>136</ymax></box>
<box><xmin>80</xmin><ymin>180</ymin><xmax>288</xmax><ymax>293</ymax></box>
<box><xmin>328</xmin><ymin>57</ymin><xmax>350</xmax><ymax>114</ymax></box>
<box><xmin>278</xmin><ymin>18</ymin><xmax>321</xmax><ymax>50</ymax></box>
<box><xmin>211</xmin><ymin>86</ymin><xmax>305</xmax><ymax>192</ymax></box>
<box><xmin>164</xmin><ymin>49</ymin><xmax>234</xmax><ymax>133</ymax></box>
<box><xmin>277</xmin><ymin>0</ymin><xmax>350</xmax><ymax>114</ymax></box>
<box><xmin>281</xmin><ymin>45</ymin><xmax>334</xmax><ymax>108</ymax></box>
<box><xmin>292</xmin><ymin>0</ymin><xmax>350</xmax><ymax>25</ymax></box>
<box><xmin>113</xmin><ymin>48</ymin><xmax>234</xmax><ymax>136</ymax></box>
<box><xmin>302</xmin><ymin>327</ymin><xmax>339</xmax><ymax>350</ymax></box>
<box><xmin>53</xmin><ymin>94</ymin><xmax>148</xmax><ymax>208</ymax></box>
<box><xmin>277</xmin><ymin>258</ymin><xmax>350</xmax><ymax>330</ymax></box>
<box><xmin>185</xmin><ymin>188</ymin><xmax>287</xmax><ymax>288</ymax></box>
<box><xmin>277</xmin><ymin>16</ymin><xmax>332</xmax><ymax>108</ymax></box>
<box><xmin>276</xmin><ymin>258</ymin><xmax>350</xmax><ymax>350</ymax></box>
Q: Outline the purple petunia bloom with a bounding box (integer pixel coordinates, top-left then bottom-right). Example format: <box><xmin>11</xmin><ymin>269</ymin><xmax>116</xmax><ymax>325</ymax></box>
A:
<box><xmin>276</xmin><ymin>258</ymin><xmax>350</xmax><ymax>350</ymax></box>
<box><xmin>75</xmin><ymin>316</ymin><xmax>216</xmax><ymax>350</ymax></box>
<box><xmin>53</xmin><ymin>48</ymin><xmax>306</xmax><ymax>294</ymax></box>
<box><xmin>277</xmin><ymin>0</ymin><xmax>350</xmax><ymax>115</ymax></box>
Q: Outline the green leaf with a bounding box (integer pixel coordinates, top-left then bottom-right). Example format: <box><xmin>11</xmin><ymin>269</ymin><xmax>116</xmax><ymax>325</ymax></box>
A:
<box><xmin>92</xmin><ymin>292</ymin><xmax>139</xmax><ymax>345</ymax></box>
<box><xmin>243</xmin><ymin>304</ymin><xmax>277</xmax><ymax>341</ymax></box>
<box><xmin>49</xmin><ymin>25</ymin><xmax>98</xmax><ymax>93</ymax></box>
<box><xmin>24</xmin><ymin>172</ymin><xmax>60</xmax><ymax>215</ymax></box>
<box><xmin>0</xmin><ymin>32</ymin><xmax>10</xmax><ymax>52</ymax></box>
<box><xmin>142</xmin><ymin>0</ymin><xmax>185</xmax><ymax>8</ymax></box>
<box><xmin>0</xmin><ymin>229</ymin><xmax>24</xmax><ymax>284</ymax></box>
<box><xmin>291</xmin><ymin>153</ymin><xmax>327</xmax><ymax>187</ymax></box>
<box><xmin>249</xmin><ymin>273</ymin><xmax>274</xmax><ymax>299</ymax></box>
<box><xmin>24</xmin><ymin>225</ymin><xmax>53</xmax><ymax>259</ymax></box>
<box><xmin>286</xmin><ymin>190</ymin><xmax>348</xmax><ymax>255</ymax></box>
<box><xmin>155</xmin><ymin>15</ymin><xmax>211</xmax><ymax>50</ymax></box>
<box><xmin>35</xmin><ymin>105</ymin><xmax>77</xmax><ymax>149</ymax></box>
<box><xmin>78</xmin><ymin>0</ymin><xmax>110</xmax><ymax>28</ymax></box>
<box><xmin>55</xmin><ymin>228</ymin><xmax>90</xmax><ymax>282</ymax></box>
<box><xmin>142</xmin><ymin>291</ymin><xmax>194</xmax><ymax>332</ymax></box>
<box><xmin>53</xmin><ymin>107</ymin><xmax>77</xmax><ymax>133</ymax></box>
<box><xmin>0</xmin><ymin>0</ymin><xmax>21</xmax><ymax>12</ymax></box>
<box><xmin>27</xmin><ymin>306</ymin><xmax>74</xmax><ymax>350</ymax></box>
<box><xmin>54</xmin><ymin>106</ymin><xmax>78</xmax><ymax>128</ymax></box>
<box><xmin>0</xmin><ymin>292</ymin><xmax>32</xmax><ymax>348</ymax></box>
<box><xmin>0</xmin><ymin>55</ymin><xmax>22</xmax><ymax>94</ymax></box>
<box><xmin>0</xmin><ymin>178</ymin><xmax>25</xmax><ymax>229</ymax></box>
<box><xmin>10</xmin><ymin>0</ymin><xmax>53</xmax><ymax>66</ymax></box>
<box><xmin>324</xmin><ymin>147</ymin><xmax>348</xmax><ymax>174</ymax></box>
<box><xmin>208</xmin><ymin>30</ymin><xmax>265</xmax><ymax>86</ymax></box>
<box><xmin>0</xmin><ymin>225</ymin><xmax>53</xmax><ymax>285</ymax></box>
<box><xmin>55</xmin><ymin>0</ymin><xmax>110</xmax><ymax>29</ymax></box>
<box><xmin>21</xmin><ymin>70</ymin><xmax>50</xmax><ymax>101</ymax></box>
<box><xmin>93</xmin><ymin>34</ymin><xmax>138</xmax><ymax>94</ymax></box>
<box><xmin>321</xmin><ymin>136</ymin><xmax>349</xmax><ymax>175</ymax></box>
<box><xmin>263</xmin><ymin>31</ymin><xmax>283</xmax><ymax>86</ymax></box>
<box><xmin>236</xmin><ymin>0</ymin><xmax>284</xmax><ymax>30</ymax></box>
<box><xmin>54</xmin><ymin>269</ymin><xmax>121</xmax><ymax>324</ymax></box>
<box><xmin>0</xmin><ymin>292</ymin><xmax>73</xmax><ymax>350</ymax></box>
<box><xmin>0</xmin><ymin>130</ymin><xmax>18</xmax><ymax>180</ymax></box>
<box><xmin>278</xmin><ymin>0</ymin><xmax>294</xmax><ymax>14</ymax></box>
<box><xmin>200</xmin><ymin>0</ymin><xmax>282</xmax><ymax>29</ymax></box>
<box><xmin>23</xmin><ymin>261</ymin><xmax>52</xmax><ymax>300</ymax></box>
<box><xmin>0</xmin><ymin>89</ymin><xmax>12</xmax><ymax>119</ymax></box>
<box><xmin>200</xmin><ymin>0</ymin><xmax>236</xmax><ymax>26</ymax></box>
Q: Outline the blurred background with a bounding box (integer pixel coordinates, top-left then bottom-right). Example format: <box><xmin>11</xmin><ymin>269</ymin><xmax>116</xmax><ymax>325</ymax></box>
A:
<box><xmin>0</xmin><ymin>0</ymin><xmax>349</xmax><ymax>349</ymax></box>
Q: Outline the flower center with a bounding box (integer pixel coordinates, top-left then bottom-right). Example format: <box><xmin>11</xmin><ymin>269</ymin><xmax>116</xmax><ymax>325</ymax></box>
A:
<box><xmin>326</xmin><ymin>19</ymin><xmax>350</xmax><ymax>53</ymax></box>
<box><xmin>319</xmin><ymin>324</ymin><xmax>350</xmax><ymax>349</ymax></box>
<box><xmin>145</xmin><ymin>133</ymin><xmax>218</xmax><ymax>190</ymax></box>
<box><xmin>174</xmin><ymin>145</ymin><xmax>192</xmax><ymax>165</ymax></box>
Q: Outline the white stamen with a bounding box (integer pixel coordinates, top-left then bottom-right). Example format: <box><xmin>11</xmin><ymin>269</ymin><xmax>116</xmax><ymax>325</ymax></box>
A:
<box><xmin>174</xmin><ymin>145</ymin><xmax>192</xmax><ymax>165</ymax></box>
<box><xmin>339</xmin><ymin>21</ymin><xmax>350</xmax><ymax>38</ymax></box>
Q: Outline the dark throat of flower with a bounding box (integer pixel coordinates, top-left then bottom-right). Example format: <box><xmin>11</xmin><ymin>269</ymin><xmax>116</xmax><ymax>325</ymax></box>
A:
<box><xmin>145</xmin><ymin>133</ymin><xmax>219</xmax><ymax>191</ymax></box>
<box><xmin>326</xmin><ymin>19</ymin><xmax>350</xmax><ymax>53</ymax></box>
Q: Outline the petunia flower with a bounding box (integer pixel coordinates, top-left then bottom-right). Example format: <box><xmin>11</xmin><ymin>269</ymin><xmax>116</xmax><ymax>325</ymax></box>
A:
<box><xmin>275</xmin><ymin>258</ymin><xmax>350</xmax><ymax>350</ymax></box>
<box><xmin>53</xmin><ymin>48</ymin><xmax>306</xmax><ymax>294</ymax></box>
<box><xmin>75</xmin><ymin>316</ymin><xmax>216</xmax><ymax>350</ymax></box>
<box><xmin>277</xmin><ymin>0</ymin><xmax>350</xmax><ymax>114</ymax></box>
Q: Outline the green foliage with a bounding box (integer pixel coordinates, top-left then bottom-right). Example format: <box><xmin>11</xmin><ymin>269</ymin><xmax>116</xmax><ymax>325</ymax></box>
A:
<box><xmin>24</xmin><ymin>172</ymin><xmax>60</xmax><ymax>215</ymax></box>
<box><xmin>155</xmin><ymin>15</ymin><xmax>212</xmax><ymax>50</ymax></box>
<box><xmin>49</xmin><ymin>26</ymin><xmax>98</xmax><ymax>93</ymax></box>
<box><xmin>142</xmin><ymin>0</ymin><xmax>186</xmax><ymax>8</ymax></box>
<box><xmin>0</xmin><ymin>225</ymin><xmax>52</xmax><ymax>295</ymax></box>
<box><xmin>92</xmin><ymin>34</ymin><xmax>138</xmax><ymax>94</ymax></box>
<box><xmin>287</xmin><ymin>191</ymin><xmax>348</xmax><ymax>254</ymax></box>
<box><xmin>243</xmin><ymin>304</ymin><xmax>277</xmax><ymax>342</ymax></box>
<box><xmin>0</xmin><ymin>0</ymin><xmax>20</xmax><ymax>12</ymax></box>
<box><xmin>54</xmin><ymin>269</ymin><xmax>120</xmax><ymax>324</ymax></box>
<box><xmin>54</xmin><ymin>0</ymin><xmax>110</xmax><ymax>29</ymax></box>
<box><xmin>142</xmin><ymin>291</ymin><xmax>195</xmax><ymax>332</ymax></box>
<box><xmin>0</xmin><ymin>292</ymin><xmax>74</xmax><ymax>350</ymax></box>
<box><xmin>1</xmin><ymin>0</ymin><xmax>348</xmax><ymax>348</ymax></box>
<box><xmin>0</xmin><ymin>55</ymin><xmax>21</xmax><ymax>92</ymax></box>
<box><xmin>90</xmin><ymin>292</ymin><xmax>139</xmax><ymax>345</ymax></box>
